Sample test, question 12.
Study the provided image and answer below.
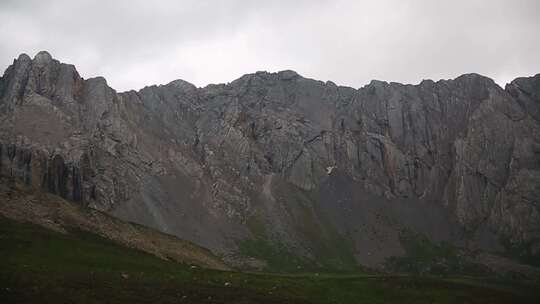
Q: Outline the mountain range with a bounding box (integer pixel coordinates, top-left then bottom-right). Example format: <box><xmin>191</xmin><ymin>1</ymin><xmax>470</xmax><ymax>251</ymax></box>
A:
<box><xmin>1</xmin><ymin>51</ymin><xmax>539</xmax><ymax>274</ymax></box>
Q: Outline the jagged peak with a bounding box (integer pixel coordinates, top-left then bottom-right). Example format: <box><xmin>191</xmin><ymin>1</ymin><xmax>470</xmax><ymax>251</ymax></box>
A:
<box><xmin>232</xmin><ymin>69</ymin><xmax>302</xmax><ymax>83</ymax></box>
<box><xmin>508</xmin><ymin>73</ymin><xmax>540</xmax><ymax>86</ymax></box>
<box><xmin>453</xmin><ymin>72</ymin><xmax>496</xmax><ymax>84</ymax></box>
<box><xmin>506</xmin><ymin>73</ymin><xmax>540</xmax><ymax>99</ymax></box>
<box><xmin>369</xmin><ymin>79</ymin><xmax>388</xmax><ymax>86</ymax></box>
<box><xmin>418</xmin><ymin>79</ymin><xmax>436</xmax><ymax>88</ymax></box>
<box><xmin>84</xmin><ymin>76</ymin><xmax>113</xmax><ymax>94</ymax></box>
<box><xmin>277</xmin><ymin>70</ymin><xmax>300</xmax><ymax>80</ymax></box>
<box><xmin>3</xmin><ymin>50</ymin><xmax>536</xmax><ymax>98</ymax></box>
<box><xmin>360</xmin><ymin>80</ymin><xmax>389</xmax><ymax>90</ymax></box>
<box><xmin>165</xmin><ymin>79</ymin><xmax>197</xmax><ymax>91</ymax></box>
<box><xmin>17</xmin><ymin>53</ymin><xmax>31</xmax><ymax>62</ymax></box>
<box><xmin>33</xmin><ymin>50</ymin><xmax>54</xmax><ymax>65</ymax></box>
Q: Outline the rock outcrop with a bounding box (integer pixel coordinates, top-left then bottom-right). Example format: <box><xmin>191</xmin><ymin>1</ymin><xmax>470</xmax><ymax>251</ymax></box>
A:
<box><xmin>1</xmin><ymin>51</ymin><xmax>539</xmax><ymax>270</ymax></box>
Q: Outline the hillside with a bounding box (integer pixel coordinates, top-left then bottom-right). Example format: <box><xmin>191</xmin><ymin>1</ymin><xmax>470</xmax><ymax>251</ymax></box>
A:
<box><xmin>1</xmin><ymin>214</ymin><xmax>539</xmax><ymax>303</ymax></box>
<box><xmin>0</xmin><ymin>179</ymin><xmax>228</xmax><ymax>270</ymax></box>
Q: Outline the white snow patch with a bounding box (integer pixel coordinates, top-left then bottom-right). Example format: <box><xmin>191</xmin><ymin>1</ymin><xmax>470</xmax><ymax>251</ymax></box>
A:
<box><xmin>326</xmin><ymin>166</ymin><xmax>337</xmax><ymax>175</ymax></box>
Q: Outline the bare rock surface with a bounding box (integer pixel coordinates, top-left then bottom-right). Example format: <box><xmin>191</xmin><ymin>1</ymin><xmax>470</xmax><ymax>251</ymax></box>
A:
<box><xmin>1</xmin><ymin>51</ymin><xmax>539</xmax><ymax>271</ymax></box>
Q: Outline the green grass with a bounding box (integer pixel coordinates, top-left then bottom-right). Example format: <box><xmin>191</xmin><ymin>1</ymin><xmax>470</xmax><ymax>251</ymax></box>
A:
<box><xmin>239</xmin><ymin>216</ymin><xmax>316</xmax><ymax>272</ymax></box>
<box><xmin>385</xmin><ymin>229</ymin><xmax>490</xmax><ymax>275</ymax></box>
<box><xmin>500</xmin><ymin>236</ymin><xmax>540</xmax><ymax>268</ymax></box>
<box><xmin>239</xmin><ymin>214</ymin><xmax>359</xmax><ymax>273</ymax></box>
<box><xmin>238</xmin><ymin>238</ymin><xmax>308</xmax><ymax>272</ymax></box>
<box><xmin>1</xmin><ymin>216</ymin><xmax>539</xmax><ymax>303</ymax></box>
<box><xmin>240</xmin><ymin>187</ymin><xmax>360</xmax><ymax>273</ymax></box>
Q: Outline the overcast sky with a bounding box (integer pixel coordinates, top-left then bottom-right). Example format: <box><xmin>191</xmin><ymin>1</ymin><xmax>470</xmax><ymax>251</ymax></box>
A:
<box><xmin>1</xmin><ymin>0</ymin><xmax>539</xmax><ymax>91</ymax></box>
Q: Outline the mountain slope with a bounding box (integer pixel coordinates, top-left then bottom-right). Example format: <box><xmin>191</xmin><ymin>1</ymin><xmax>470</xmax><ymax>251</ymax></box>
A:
<box><xmin>0</xmin><ymin>51</ymin><xmax>539</xmax><ymax>271</ymax></box>
<box><xmin>2</xmin><ymin>215</ymin><xmax>539</xmax><ymax>304</ymax></box>
<box><xmin>0</xmin><ymin>178</ymin><xmax>228</xmax><ymax>270</ymax></box>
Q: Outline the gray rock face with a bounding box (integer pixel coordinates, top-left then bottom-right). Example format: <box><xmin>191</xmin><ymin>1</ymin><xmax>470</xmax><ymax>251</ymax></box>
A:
<box><xmin>1</xmin><ymin>51</ymin><xmax>539</xmax><ymax>269</ymax></box>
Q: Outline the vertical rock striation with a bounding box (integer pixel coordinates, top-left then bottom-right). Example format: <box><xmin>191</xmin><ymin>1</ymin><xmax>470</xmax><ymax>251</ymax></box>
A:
<box><xmin>1</xmin><ymin>51</ymin><xmax>539</xmax><ymax>269</ymax></box>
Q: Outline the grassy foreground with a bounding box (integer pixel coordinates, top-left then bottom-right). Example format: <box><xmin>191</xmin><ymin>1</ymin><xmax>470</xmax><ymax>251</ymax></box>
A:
<box><xmin>0</xmin><ymin>217</ymin><xmax>539</xmax><ymax>304</ymax></box>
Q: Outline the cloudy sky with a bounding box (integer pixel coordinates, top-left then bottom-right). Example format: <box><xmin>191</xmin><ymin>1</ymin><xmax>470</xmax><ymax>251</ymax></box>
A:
<box><xmin>1</xmin><ymin>0</ymin><xmax>539</xmax><ymax>91</ymax></box>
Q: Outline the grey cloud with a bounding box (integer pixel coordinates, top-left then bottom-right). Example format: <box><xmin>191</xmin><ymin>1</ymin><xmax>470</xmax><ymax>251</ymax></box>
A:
<box><xmin>1</xmin><ymin>0</ymin><xmax>539</xmax><ymax>91</ymax></box>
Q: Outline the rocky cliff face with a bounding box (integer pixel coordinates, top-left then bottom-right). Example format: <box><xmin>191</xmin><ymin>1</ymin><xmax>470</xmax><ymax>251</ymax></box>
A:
<box><xmin>1</xmin><ymin>51</ymin><xmax>539</xmax><ymax>270</ymax></box>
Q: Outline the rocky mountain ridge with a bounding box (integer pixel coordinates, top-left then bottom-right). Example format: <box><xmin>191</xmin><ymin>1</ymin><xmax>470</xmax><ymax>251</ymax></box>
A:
<box><xmin>1</xmin><ymin>51</ymin><xmax>539</xmax><ymax>271</ymax></box>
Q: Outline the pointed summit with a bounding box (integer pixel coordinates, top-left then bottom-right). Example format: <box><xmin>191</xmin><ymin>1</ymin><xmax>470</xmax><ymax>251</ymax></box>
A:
<box><xmin>33</xmin><ymin>50</ymin><xmax>54</xmax><ymax>66</ymax></box>
<box><xmin>17</xmin><ymin>53</ymin><xmax>31</xmax><ymax>62</ymax></box>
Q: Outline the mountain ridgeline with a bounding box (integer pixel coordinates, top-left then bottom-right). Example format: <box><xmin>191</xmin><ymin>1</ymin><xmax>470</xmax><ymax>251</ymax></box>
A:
<box><xmin>1</xmin><ymin>51</ymin><xmax>539</xmax><ymax>272</ymax></box>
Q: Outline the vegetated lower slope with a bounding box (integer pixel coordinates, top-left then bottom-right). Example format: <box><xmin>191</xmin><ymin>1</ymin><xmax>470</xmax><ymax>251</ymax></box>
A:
<box><xmin>0</xmin><ymin>51</ymin><xmax>539</xmax><ymax>272</ymax></box>
<box><xmin>0</xmin><ymin>179</ymin><xmax>228</xmax><ymax>270</ymax></box>
<box><xmin>1</xmin><ymin>215</ymin><xmax>539</xmax><ymax>304</ymax></box>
